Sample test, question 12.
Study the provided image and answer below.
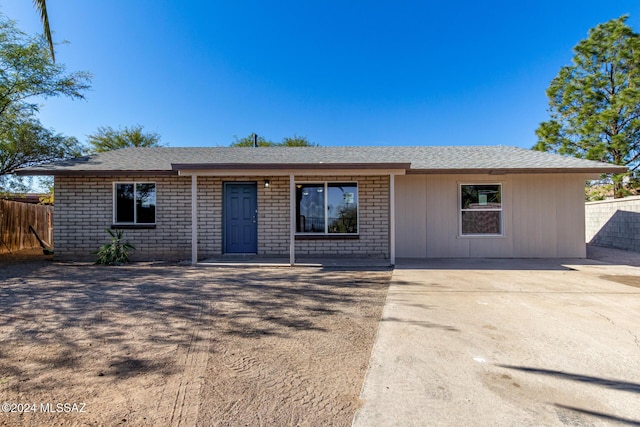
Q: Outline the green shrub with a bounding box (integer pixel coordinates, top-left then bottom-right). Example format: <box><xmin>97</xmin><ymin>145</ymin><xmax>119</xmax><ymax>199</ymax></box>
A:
<box><xmin>94</xmin><ymin>229</ymin><xmax>135</xmax><ymax>265</ymax></box>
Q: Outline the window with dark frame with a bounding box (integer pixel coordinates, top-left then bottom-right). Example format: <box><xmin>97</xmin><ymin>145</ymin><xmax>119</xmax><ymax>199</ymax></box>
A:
<box><xmin>296</xmin><ymin>182</ymin><xmax>358</xmax><ymax>234</ymax></box>
<box><xmin>114</xmin><ymin>182</ymin><xmax>156</xmax><ymax>224</ymax></box>
<box><xmin>460</xmin><ymin>184</ymin><xmax>502</xmax><ymax>235</ymax></box>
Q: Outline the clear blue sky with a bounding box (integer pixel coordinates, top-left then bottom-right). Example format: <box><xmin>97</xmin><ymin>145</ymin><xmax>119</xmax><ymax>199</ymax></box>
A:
<box><xmin>3</xmin><ymin>1</ymin><xmax>640</xmax><ymax>149</ymax></box>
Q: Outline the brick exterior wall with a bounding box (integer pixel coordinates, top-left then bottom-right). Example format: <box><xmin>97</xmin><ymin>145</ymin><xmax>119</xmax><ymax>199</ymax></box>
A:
<box><xmin>54</xmin><ymin>174</ymin><xmax>390</xmax><ymax>261</ymax></box>
<box><xmin>195</xmin><ymin>176</ymin><xmax>292</xmax><ymax>258</ymax></box>
<box><xmin>292</xmin><ymin>175</ymin><xmax>389</xmax><ymax>258</ymax></box>
<box><xmin>54</xmin><ymin>175</ymin><xmax>192</xmax><ymax>261</ymax></box>
<box><xmin>586</xmin><ymin>196</ymin><xmax>640</xmax><ymax>252</ymax></box>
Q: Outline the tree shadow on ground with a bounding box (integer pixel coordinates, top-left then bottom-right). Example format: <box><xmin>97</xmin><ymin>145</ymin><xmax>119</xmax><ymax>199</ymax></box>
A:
<box><xmin>381</xmin><ymin>316</ymin><xmax>459</xmax><ymax>331</ymax></box>
<box><xmin>554</xmin><ymin>404</ymin><xmax>640</xmax><ymax>426</ymax></box>
<box><xmin>497</xmin><ymin>365</ymin><xmax>640</xmax><ymax>394</ymax></box>
<box><xmin>499</xmin><ymin>365</ymin><xmax>640</xmax><ymax>425</ymax></box>
<box><xmin>0</xmin><ymin>261</ymin><xmax>391</xmax><ymax>393</ymax></box>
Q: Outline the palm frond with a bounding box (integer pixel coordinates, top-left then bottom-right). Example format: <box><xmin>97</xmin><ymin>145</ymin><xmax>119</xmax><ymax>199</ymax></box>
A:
<box><xmin>32</xmin><ymin>0</ymin><xmax>55</xmax><ymax>62</ymax></box>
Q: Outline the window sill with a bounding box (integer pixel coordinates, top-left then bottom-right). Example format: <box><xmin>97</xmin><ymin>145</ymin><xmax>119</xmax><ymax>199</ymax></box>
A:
<box><xmin>295</xmin><ymin>234</ymin><xmax>359</xmax><ymax>240</ymax></box>
<box><xmin>111</xmin><ymin>224</ymin><xmax>156</xmax><ymax>230</ymax></box>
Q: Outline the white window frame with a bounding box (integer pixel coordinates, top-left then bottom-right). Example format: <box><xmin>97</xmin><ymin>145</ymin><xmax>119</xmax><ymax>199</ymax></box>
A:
<box><xmin>113</xmin><ymin>182</ymin><xmax>157</xmax><ymax>225</ymax></box>
<box><xmin>458</xmin><ymin>182</ymin><xmax>503</xmax><ymax>237</ymax></box>
<box><xmin>295</xmin><ymin>181</ymin><xmax>359</xmax><ymax>235</ymax></box>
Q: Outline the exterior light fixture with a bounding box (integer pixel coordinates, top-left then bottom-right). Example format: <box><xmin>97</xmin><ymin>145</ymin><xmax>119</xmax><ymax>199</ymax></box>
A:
<box><xmin>264</xmin><ymin>180</ymin><xmax>271</xmax><ymax>188</ymax></box>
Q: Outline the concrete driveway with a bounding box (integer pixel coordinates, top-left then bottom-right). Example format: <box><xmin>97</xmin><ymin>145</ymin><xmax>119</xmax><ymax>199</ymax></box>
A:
<box><xmin>354</xmin><ymin>258</ymin><xmax>640</xmax><ymax>426</ymax></box>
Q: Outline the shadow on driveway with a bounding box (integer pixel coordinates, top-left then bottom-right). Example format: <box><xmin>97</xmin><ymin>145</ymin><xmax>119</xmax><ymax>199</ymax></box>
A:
<box><xmin>497</xmin><ymin>365</ymin><xmax>640</xmax><ymax>394</ymax></box>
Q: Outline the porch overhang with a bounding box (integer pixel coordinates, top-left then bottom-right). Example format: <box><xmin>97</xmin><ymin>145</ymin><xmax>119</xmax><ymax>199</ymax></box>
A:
<box><xmin>186</xmin><ymin>164</ymin><xmax>403</xmax><ymax>266</ymax></box>
<box><xmin>173</xmin><ymin>162</ymin><xmax>409</xmax><ymax>177</ymax></box>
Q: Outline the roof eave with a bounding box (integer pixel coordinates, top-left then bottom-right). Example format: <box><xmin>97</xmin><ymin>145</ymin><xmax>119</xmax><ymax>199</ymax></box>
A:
<box><xmin>15</xmin><ymin>162</ymin><xmax>627</xmax><ymax>177</ymax></box>
<box><xmin>171</xmin><ymin>162</ymin><xmax>412</xmax><ymax>171</ymax></box>
<box><xmin>406</xmin><ymin>167</ymin><xmax>628</xmax><ymax>175</ymax></box>
<box><xmin>15</xmin><ymin>169</ymin><xmax>177</xmax><ymax>177</ymax></box>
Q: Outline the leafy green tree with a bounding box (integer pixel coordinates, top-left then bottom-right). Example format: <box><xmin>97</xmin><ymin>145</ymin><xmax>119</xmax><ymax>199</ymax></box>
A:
<box><xmin>281</xmin><ymin>135</ymin><xmax>318</xmax><ymax>147</ymax></box>
<box><xmin>87</xmin><ymin>125</ymin><xmax>163</xmax><ymax>153</ymax></box>
<box><xmin>534</xmin><ymin>16</ymin><xmax>640</xmax><ymax>198</ymax></box>
<box><xmin>0</xmin><ymin>14</ymin><xmax>89</xmax><ymax>192</ymax></box>
<box><xmin>231</xmin><ymin>133</ymin><xmax>317</xmax><ymax>147</ymax></box>
<box><xmin>0</xmin><ymin>115</ymin><xmax>82</xmax><ymax>194</ymax></box>
<box><xmin>0</xmin><ymin>16</ymin><xmax>90</xmax><ymax>120</ymax></box>
<box><xmin>0</xmin><ymin>116</ymin><xmax>82</xmax><ymax>176</ymax></box>
<box><xmin>38</xmin><ymin>176</ymin><xmax>54</xmax><ymax>204</ymax></box>
<box><xmin>231</xmin><ymin>134</ymin><xmax>274</xmax><ymax>147</ymax></box>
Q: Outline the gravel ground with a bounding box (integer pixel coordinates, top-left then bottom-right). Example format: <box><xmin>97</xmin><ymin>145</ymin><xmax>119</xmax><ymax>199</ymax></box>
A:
<box><xmin>0</xmin><ymin>250</ymin><xmax>391</xmax><ymax>426</ymax></box>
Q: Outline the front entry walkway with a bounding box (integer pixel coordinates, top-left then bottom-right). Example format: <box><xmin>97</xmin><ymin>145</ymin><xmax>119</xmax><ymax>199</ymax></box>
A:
<box><xmin>198</xmin><ymin>255</ymin><xmax>392</xmax><ymax>268</ymax></box>
<box><xmin>354</xmin><ymin>257</ymin><xmax>640</xmax><ymax>426</ymax></box>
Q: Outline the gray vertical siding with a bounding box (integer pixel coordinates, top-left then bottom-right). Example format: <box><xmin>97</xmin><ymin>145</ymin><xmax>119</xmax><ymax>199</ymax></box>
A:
<box><xmin>395</xmin><ymin>173</ymin><xmax>590</xmax><ymax>258</ymax></box>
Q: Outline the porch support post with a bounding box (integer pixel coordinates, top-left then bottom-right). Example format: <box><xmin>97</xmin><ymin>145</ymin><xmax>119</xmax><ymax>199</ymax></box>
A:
<box><xmin>389</xmin><ymin>173</ymin><xmax>396</xmax><ymax>266</ymax></box>
<box><xmin>191</xmin><ymin>174</ymin><xmax>198</xmax><ymax>265</ymax></box>
<box><xmin>289</xmin><ymin>174</ymin><xmax>295</xmax><ymax>266</ymax></box>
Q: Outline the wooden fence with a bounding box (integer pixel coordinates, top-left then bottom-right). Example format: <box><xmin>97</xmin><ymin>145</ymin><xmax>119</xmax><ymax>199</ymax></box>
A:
<box><xmin>0</xmin><ymin>200</ymin><xmax>53</xmax><ymax>254</ymax></box>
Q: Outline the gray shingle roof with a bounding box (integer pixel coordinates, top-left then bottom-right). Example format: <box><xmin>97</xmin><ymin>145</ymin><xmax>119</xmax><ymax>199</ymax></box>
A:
<box><xmin>16</xmin><ymin>146</ymin><xmax>627</xmax><ymax>175</ymax></box>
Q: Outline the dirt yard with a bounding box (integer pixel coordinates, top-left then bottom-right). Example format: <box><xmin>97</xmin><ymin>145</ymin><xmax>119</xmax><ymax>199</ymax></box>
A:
<box><xmin>0</xmin><ymin>250</ymin><xmax>391</xmax><ymax>426</ymax></box>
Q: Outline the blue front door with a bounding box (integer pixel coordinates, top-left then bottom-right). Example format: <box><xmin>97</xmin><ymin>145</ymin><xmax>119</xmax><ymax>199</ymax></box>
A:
<box><xmin>224</xmin><ymin>183</ymin><xmax>258</xmax><ymax>253</ymax></box>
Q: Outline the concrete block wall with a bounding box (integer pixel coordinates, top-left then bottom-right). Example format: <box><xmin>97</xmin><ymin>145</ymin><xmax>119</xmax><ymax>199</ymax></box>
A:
<box><xmin>55</xmin><ymin>174</ymin><xmax>390</xmax><ymax>261</ymax></box>
<box><xmin>257</xmin><ymin>176</ymin><xmax>290</xmax><ymax>255</ymax></box>
<box><xmin>196</xmin><ymin>176</ymin><xmax>290</xmax><ymax>258</ymax></box>
<box><xmin>293</xmin><ymin>175</ymin><xmax>390</xmax><ymax>258</ymax></box>
<box><xmin>55</xmin><ymin>175</ymin><xmax>192</xmax><ymax>261</ymax></box>
<box><xmin>585</xmin><ymin>196</ymin><xmax>640</xmax><ymax>252</ymax></box>
<box><xmin>197</xmin><ymin>175</ymin><xmax>390</xmax><ymax>259</ymax></box>
<box><xmin>196</xmin><ymin>176</ymin><xmax>221</xmax><ymax>258</ymax></box>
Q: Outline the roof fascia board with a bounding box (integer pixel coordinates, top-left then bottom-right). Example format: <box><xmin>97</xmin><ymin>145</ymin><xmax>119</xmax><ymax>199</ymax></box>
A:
<box><xmin>406</xmin><ymin>167</ymin><xmax>627</xmax><ymax>175</ymax></box>
<box><xmin>177</xmin><ymin>168</ymin><xmax>407</xmax><ymax>177</ymax></box>
<box><xmin>15</xmin><ymin>170</ymin><xmax>177</xmax><ymax>177</ymax></box>
<box><xmin>172</xmin><ymin>162</ymin><xmax>411</xmax><ymax>171</ymax></box>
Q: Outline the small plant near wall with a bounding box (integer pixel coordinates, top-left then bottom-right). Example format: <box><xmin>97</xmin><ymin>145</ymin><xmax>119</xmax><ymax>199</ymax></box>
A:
<box><xmin>94</xmin><ymin>229</ymin><xmax>135</xmax><ymax>265</ymax></box>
